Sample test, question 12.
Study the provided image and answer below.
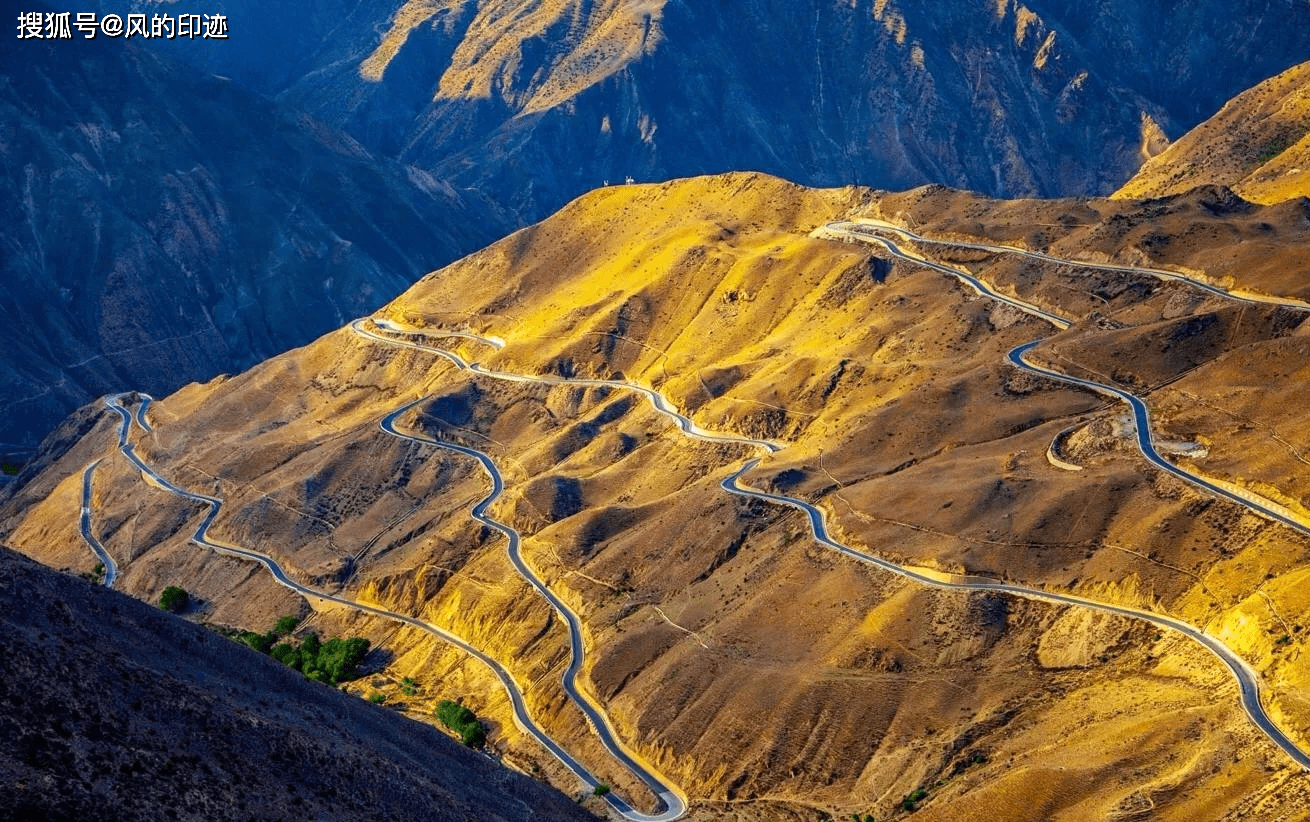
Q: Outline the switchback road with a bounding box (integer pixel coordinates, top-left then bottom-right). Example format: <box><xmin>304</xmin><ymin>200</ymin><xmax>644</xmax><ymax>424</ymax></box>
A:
<box><xmin>100</xmin><ymin>392</ymin><xmax>684</xmax><ymax>822</ymax></box>
<box><xmin>380</xmin><ymin>397</ymin><xmax>686</xmax><ymax>819</ymax></box>
<box><xmin>357</xmin><ymin>317</ymin><xmax>1310</xmax><ymax>771</ymax></box>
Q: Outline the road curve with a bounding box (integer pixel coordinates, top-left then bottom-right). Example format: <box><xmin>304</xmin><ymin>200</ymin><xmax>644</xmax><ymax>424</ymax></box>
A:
<box><xmin>101</xmin><ymin>393</ymin><xmax>684</xmax><ymax>822</ymax></box>
<box><xmin>381</xmin><ymin>398</ymin><xmax>687</xmax><ymax>820</ymax></box>
<box><xmin>135</xmin><ymin>394</ymin><xmax>154</xmax><ymax>432</ymax></box>
<box><xmin>827</xmin><ymin>219</ymin><xmax>1310</xmax><ymax>312</ymax></box>
<box><xmin>1007</xmin><ymin>341</ymin><xmax>1310</xmax><ymax>538</ymax></box>
<box><xmin>820</xmin><ymin>223</ymin><xmax>1070</xmax><ymax>330</ymax></box>
<box><xmin>720</xmin><ymin>461</ymin><xmax>1310</xmax><ymax>770</ymax></box>
<box><xmin>829</xmin><ymin>220</ymin><xmax>1310</xmax><ymax>537</ymax></box>
<box><xmin>352</xmin><ymin>319</ymin><xmax>782</xmax><ymax>453</ymax></box>
<box><xmin>78</xmin><ymin>460</ymin><xmax>117</xmax><ymax>587</ymax></box>
<box><xmin>357</xmin><ymin>318</ymin><xmax>1310</xmax><ymax>769</ymax></box>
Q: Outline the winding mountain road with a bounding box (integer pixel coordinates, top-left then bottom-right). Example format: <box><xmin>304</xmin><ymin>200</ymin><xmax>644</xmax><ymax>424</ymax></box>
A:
<box><xmin>81</xmin><ymin>210</ymin><xmax>1310</xmax><ymax>816</ymax></box>
<box><xmin>78</xmin><ymin>460</ymin><xmax>117</xmax><ymax>587</ymax></box>
<box><xmin>825</xmin><ymin>219</ymin><xmax>1310</xmax><ymax>535</ymax></box>
<box><xmin>827</xmin><ymin>219</ymin><xmax>1310</xmax><ymax>312</ymax></box>
<box><xmin>353</xmin><ymin>319</ymin><xmax>781</xmax><ymax>453</ymax></box>
<box><xmin>380</xmin><ymin>398</ymin><xmax>686</xmax><ymax>819</ymax></box>
<box><xmin>100</xmin><ymin>393</ymin><xmax>684</xmax><ymax>821</ymax></box>
<box><xmin>720</xmin><ymin>462</ymin><xmax>1310</xmax><ymax>769</ymax></box>
<box><xmin>357</xmin><ymin>316</ymin><xmax>1310</xmax><ymax>771</ymax></box>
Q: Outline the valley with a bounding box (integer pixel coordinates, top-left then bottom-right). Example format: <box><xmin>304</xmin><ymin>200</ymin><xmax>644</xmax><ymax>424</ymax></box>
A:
<box><xmin>8</xmin><ymin>172</ymin><xmax>1310</xmax><ymax>819</ymax></box>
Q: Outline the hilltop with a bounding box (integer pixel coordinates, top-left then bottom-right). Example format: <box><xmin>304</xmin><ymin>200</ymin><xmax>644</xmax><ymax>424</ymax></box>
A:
<box><xmin>1116</xmin><ymin>61</ymin><xmax>1310</xmax><ymax>204</ymax></box>
<box><xmin>7</xmin><ymin>173</ymin><xmax>1310</xmax><ymax>819</ymax></box>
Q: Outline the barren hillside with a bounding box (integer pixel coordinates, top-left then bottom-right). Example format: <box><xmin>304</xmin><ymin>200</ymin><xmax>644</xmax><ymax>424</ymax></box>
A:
<box><xmin>1116</xmin><ymin>61</ymin><xmax>1310</xmax><ymax>204</ymax></box>
<box><xmin>6</xmin><ymin>173</ymin><xmax>1310</xmax><ymax>819</ymax></box>
<box><xmin>0</xmin><ymin>545</ymin><xmax>600</xmax><ymax>822</ymax></box>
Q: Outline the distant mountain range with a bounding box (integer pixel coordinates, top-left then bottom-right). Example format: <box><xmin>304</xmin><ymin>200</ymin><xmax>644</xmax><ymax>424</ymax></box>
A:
<box><xmin>57</xmin><ymin>0</ymin><xmax>1310</xmax><ymax>216</ymax></box>
<box><xmin>1</xmin><ymin>2</ymin><xmax>509</xmax><ymax>453</ymax></box>
<box><xmin>6</xmin><ymin>0</ymin><xmax>1309</xmax><ymax>449</ymax></box>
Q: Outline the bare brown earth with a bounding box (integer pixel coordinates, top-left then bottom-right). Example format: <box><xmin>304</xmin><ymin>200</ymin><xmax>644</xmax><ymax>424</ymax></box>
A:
<box><xmin>5</xmin><ymin>173</ymin><xmax>1310</xmax><ymax>819</ymax></box>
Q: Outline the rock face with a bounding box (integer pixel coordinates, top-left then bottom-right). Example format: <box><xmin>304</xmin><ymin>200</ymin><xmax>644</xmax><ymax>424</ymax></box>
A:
<box><xmin>0</xmin><ymin>545</ymin><xmax>599</xmax><ymax>822</ymax></box>
<box><xmin>61</xmin><ymin>0</ymin><xmax>1310</xmax><ymax>216</ymax></box>
<box><xmin>1116</xmin><ymin>60</ymin><xmax>1310</xmax><ymax>204</ymax></box>
<box><xmin>0</xmin><ymin>3</ymin><xmax>509</xmax><ymax>452</ymax></box>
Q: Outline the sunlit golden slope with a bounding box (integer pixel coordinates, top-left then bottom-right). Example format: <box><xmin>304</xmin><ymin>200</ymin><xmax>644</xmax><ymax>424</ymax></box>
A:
<box><xmin>7</xmin><ymin>174</ymin><xmax>1310</xmax><ymax>819</ymax></box>
<box><xmin>363</xmin><ymin>0</ymin><xmax>664</xmax><ymax>113</ymax></box>
<box><xmin>1115</xmin><ymin>61</ymin><xmax>1310</xmax><ymax>204</ymax></box>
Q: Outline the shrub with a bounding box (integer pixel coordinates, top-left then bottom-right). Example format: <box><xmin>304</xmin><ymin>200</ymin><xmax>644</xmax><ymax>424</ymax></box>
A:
<box><xmin>592</xmin><ymin>783</ymin><xmax>611</xmax><ymax>797</ymax></box>
<box><xmin>434</xmin><ymin>700</ymin><xmax>485</xmax><ymax>748</ymax></box>
<box><xmin>237</xmin><ymin>630</ymin><xmax>276</xmax><ymax>654</ymax></box>
<box><xmin>460</xmin><ymin>723</ymin><xmax>486</xmax><ymax>747</ymax></box>
<box><xmin>158</xmin><ymin>586</ymin><xmax>189</xmax><ymax>613</ymax></box>
<box><xmin>368</xmin><ymin>693</ymin><xmax>387</xmax><ymax>705</ymax></box>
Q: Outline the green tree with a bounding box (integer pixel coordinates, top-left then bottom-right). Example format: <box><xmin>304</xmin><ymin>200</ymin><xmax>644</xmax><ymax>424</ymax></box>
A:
<box><xmin>237</xmin><ymin>630</ymin><xmax>276</xmax><ymax>653</ymax></box>
<box><xmin>270</xmin><ymin>643</ymin><xmax>302</xmax><ymax>670</ymax></box>
<box><xmin>158</xmin><ymin>586</ymin><xmax>189</xmax><ymax>613</ymax></box>
<box><xmin>434</xmin><ymin>700</ymin><xmax>485</xmax><ymax>747</ymax></box>
<box><xmin>274</xmin><ymin>615</ymin><xmax>301</xmax><ymax>635</ymax></box>
<box><xmin>459</xmin><ymin>723</ymin><xmax>486</xmax><ymax>748</ymax></box>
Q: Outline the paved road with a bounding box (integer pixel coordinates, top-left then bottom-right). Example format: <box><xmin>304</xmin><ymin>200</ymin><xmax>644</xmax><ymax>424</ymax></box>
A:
<box><xmin>78</xmin><ymin>459</ymin><xmax>117</xmax><ymax>587</ymax></box>
<box><xmin>381</xmin><ymin>398</ymin><xmax>686</xmax><ymax>820</ymax></box>
<box><xmin>358</xmin><ymin>318</ymin><xmax>1310</xmax><ymax>769</ymax></box>
<box><xmin>823</xmin><ymin>224</ymin><xmax>1070</xmax><ymax>330</ymax></box>
<box><xmin>1007</xmin><ymin>341</ymin><xmax>1310</xmax><ymax>538</ymax></box>
<box><xmin>353</xmin><ymin>319</ymin><xmax>781</xmax><ymax>452</ymax></box>
<box><xmin>719</xmin><ymin>461</ymin><xmax>1310</xmax><ymax>770</ymax></box>
<box><xmin>827</xmin><ymin>219</ymin><xmax>1310</xmax><ymax>312</ymax></box>
<box><xmin>101</xmin><ymin>393</ymin><xmax>684</xmax><ymax>821</ymax></box>
<box><xmin>134</xmin><ymin>394</ymin><xmax>154</xmax><ymax>433</ymax></box>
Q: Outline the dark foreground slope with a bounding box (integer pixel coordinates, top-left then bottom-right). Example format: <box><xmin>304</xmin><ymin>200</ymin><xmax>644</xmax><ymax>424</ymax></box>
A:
<box><xmin>0</xmin><ymin>546</ymin><xmax>597</xmax><ymax>822</ymax></box>
<box><xmin>0</xmin><ymin>0</ymin><xmax>507</xmax><ymax>454</ymax></box>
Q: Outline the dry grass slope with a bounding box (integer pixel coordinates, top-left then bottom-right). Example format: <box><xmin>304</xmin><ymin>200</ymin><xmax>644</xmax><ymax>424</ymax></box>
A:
<box><xmin>5</xmin><ymin>173</ymin><xmax>1310</xmax><ymax>819</ymax></box>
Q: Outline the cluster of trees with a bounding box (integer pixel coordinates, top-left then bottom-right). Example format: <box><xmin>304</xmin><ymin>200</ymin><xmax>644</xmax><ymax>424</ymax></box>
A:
<box><xmin>434</xmin><ymin>700</ymin><xmax>486</xmax><ymax>748</ymax></box>
<box><xmin>235</xmin><ymin>615</ymin><xmax>370</xmax><ymax>686</ymax></box>
<box><xmin>158</xmin><ymin>586</ymin><xmax>189</xmax><ymax>613</ymax></box>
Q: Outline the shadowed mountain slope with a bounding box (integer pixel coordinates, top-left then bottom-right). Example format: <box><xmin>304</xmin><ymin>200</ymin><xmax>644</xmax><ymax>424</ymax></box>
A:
<box><xmin>56</xmin><ymin>0</ymin><xmax>1310</xmax><ymax>217</ymax></box>
<box><xmin>0</xmin><ymin>0</ymin><xmax>509</xmax><ymax>453</ymax></box>
<box><xmin>0</xmin><ymin>545</ymin><xmax>599</xmax><ymax>822</ymax></box>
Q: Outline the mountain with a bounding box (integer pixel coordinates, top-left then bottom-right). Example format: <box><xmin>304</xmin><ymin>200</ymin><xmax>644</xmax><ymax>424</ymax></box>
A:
<box><xmin>0</xmin><ymin>0</ymin><xmax>509</xmax><ymax>455</ymax></box>
<box><xmin>54</xmin><ymin>0</ymin><xmax>1310</xmax><ymax>217</ymax></box>
<box><xmin>0</xmin><ymin>544</ymin><xmax>600</xmax><ymax>822</ymax></box>
<box><xmin>8</xmin><ymin>172</ymin><xmax>1310</xmax><ymax>819</ymax></box>
<box><xmin>1115</xmin><ymin>60</ymin><xmax>1310</xmax><ymax>204</ymax></box>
